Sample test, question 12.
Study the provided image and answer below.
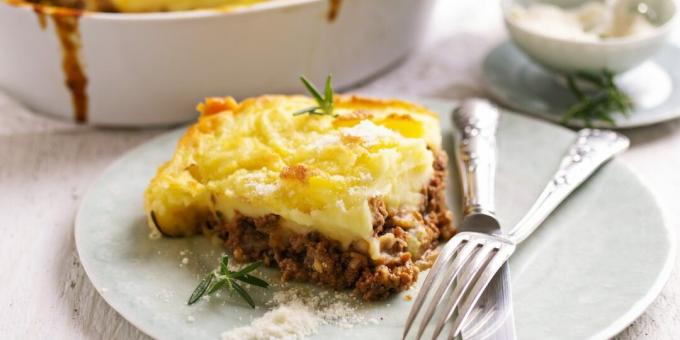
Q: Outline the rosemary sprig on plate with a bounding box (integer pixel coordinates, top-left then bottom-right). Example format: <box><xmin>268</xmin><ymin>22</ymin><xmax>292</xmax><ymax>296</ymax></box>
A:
<box><xmin>187</xmin><ymin>254</ymin><xmax>268</xmax><ymax>307</ymax></box>
<box><xmin>294</xmin><ymin>75</ymin><xmax>337</xmax><ymax>117</ymax></box>
<box><xmin>561</xmin><ymin>69</ymin><xmax>633</xmax><ymax>127</ymax></box>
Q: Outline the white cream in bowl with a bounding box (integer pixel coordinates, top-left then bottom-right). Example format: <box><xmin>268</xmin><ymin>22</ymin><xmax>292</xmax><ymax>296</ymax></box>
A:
<box><xmin>510</xmin><ymin>1</ymin><xmax>657</xmax><ymax>41</ymax></box>
<box><xmin>502</xmin><ymin>0</ymin><xmax>677</xmax><ymax>74</ymax></box>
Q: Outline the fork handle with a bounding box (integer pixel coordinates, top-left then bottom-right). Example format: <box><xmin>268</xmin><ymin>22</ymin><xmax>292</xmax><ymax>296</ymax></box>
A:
<box><xmin>507</xmin><ymin>129</ymin><xmax>630</xmax><ymax>244</ymax></box>
<box><xmin>452</xmin><ymin>99</ymin><xmax>500</xmax><ymax>219</ymax></box>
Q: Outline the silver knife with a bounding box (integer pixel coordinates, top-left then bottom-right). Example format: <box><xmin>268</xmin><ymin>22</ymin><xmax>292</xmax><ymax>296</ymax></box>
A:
<box><xmin>453</xmin><ymin>99</ymin><xmax>516</xmax><ymax>340</ymax></box>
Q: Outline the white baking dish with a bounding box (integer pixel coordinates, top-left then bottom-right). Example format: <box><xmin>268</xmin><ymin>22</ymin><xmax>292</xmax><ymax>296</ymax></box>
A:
<box><xmin>0</xmin><ymin>0</ymin><xmax>435</xmax><ymax>126</ymax></box>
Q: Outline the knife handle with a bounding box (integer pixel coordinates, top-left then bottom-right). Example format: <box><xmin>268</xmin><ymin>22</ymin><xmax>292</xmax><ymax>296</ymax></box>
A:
<box><xmin>452</xmin><ymin>99</ymin><xmax>500</xmax><ymax>224</ymax></box>
<box><xmin>507</xmin><ymin>129</ymin><xmax>629</xmax><ymax>244</ymax></box>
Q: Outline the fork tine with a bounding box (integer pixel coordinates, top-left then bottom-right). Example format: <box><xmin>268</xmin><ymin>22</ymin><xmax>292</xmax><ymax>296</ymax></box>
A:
<box><xmin>413</xmin><ymin>240</ymin><xmax>479</xmax><ymax>340</ymax></box>
<box><xmin>459</xmin><ymin>261</ymin><xmax>512</xmax><ymax>340</ymax></box>
<box><xmin>403</xmin><ymin>234</ymin><xmax>468</xmax><ymax>340</ymax></box>
<box><xmin>430</xmin><ymin>242</ymin><xmax>496</xmax><ymax>340</ymax></box>
<box><xmin>458</xmin><ymin>298</ymin><xmax>495</xmax><ymax>339</ymax></box>
<box><xmin>447</xmin><ymin>245</ymin><xmax>515</xmax><ymax>339</ymax></box>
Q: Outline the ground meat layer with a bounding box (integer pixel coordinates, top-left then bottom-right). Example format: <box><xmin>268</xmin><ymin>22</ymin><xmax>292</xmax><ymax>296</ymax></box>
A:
<box><xmin>213</xmin><ymin>150</ymin><xmax>454</xmax><ymax>300</ymax></box>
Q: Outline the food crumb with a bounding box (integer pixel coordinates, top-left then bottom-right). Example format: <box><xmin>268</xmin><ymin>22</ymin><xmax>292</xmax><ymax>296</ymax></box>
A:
<box><xmin>149</xmin><ymin>230</ymin><xmax>161</xmax><ymax>240</ymax></box>
<box><xmin>187</xmin><ymin>315</ymin><xmax>195</xmax><ymax>323</ymax></box>
<box><xmin>182</xmin><ymin>257</ymin><xmax>189</xmax><ymax>265</ymax></box>
<box><xmin>221</xmin><ymin>288</ymin><xmax>368</xmax><ymax>339</ymax></box>
<box><xmin>404</xmin><ymin>295</ymin><xmax>413</xmax><ymax>301</ymax></box>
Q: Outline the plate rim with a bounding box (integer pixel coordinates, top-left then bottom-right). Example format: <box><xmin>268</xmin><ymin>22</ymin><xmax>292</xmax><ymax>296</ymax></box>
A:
<box><xmin>74</xmin><ymin>130</ymin><xmax>186</xmax><ymax>339</ymax></box>
<box><xmin>586</xmin><ymin>164</ymin><xmax>677</xmax><ymax>339</ymax></box>
<box><xmin>74</xmin><ymin>96</ymin><xmax>677</xmax><ymax>339</ymax></box>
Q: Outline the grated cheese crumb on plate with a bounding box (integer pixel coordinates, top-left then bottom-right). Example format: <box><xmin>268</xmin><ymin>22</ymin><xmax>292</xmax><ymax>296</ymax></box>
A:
<box><xmin>220</xmin><ymin>288</ymin><xmax>377</xmax><ymax>339</ymax></box>
<box><xmin>221</xmin><ymin>303</ymin><xmax>318</xmax><ymax>340</ymax></box>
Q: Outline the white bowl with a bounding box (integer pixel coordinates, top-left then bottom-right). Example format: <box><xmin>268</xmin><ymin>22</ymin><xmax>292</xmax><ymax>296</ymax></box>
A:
<box><xmin>0</xmin><ymin>0</ymin><xmax>435</xmax><ymax>126</ymax></box>
<box><xmin>502</xmin><ymin>0</ymin><xmax>677</xmax><ymax>74</ymax></box>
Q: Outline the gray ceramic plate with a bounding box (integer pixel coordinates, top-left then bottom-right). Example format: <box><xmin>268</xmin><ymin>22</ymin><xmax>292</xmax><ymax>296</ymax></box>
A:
<box><xmin>75</xmin><ymin>97</ymin><xmax>675</xmax><ymax>340</ymax></box>
<box><xmin>484</xmin><ymin>41</ymin><xmax>680</xmax><ymax>129</ymax></box>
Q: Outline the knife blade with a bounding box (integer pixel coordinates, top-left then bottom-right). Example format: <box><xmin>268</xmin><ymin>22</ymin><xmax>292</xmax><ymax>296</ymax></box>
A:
<box><xmin>453</xmin><ymin>99</ymin><xmax>517</xmax><ymax>340</ymax></box>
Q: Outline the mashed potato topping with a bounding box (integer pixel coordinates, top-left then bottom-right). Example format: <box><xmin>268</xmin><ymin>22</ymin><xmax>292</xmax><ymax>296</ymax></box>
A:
<box><xmin>144</xmin><ymin>95</ymin><xmax>442</xmax><ymax>255</ymax></box>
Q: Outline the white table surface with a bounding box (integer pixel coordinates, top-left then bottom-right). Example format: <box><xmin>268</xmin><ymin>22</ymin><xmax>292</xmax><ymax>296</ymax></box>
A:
<box><xmin>1</xmin><ymin>1</ymin><xmax>679</xmax><ymax>339</ymax></box>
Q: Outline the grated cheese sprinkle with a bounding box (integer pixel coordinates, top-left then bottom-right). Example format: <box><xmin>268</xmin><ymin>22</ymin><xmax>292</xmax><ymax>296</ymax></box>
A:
<box><xmin>220</xmin><ymin>288</ymin><xmax>373</xmax><ymax>339</ymax></box>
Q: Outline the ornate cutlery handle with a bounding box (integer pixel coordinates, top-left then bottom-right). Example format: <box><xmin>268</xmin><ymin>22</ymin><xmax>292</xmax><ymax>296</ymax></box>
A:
<box><xmin>507</xmin><ymin>129</ymin><xmax>630</xmax><ymax>244</ymax></box>
<box><xmin>453</xmin><ymin>99</ymin><xmax>500</xmax><ymax>219</ymax></box>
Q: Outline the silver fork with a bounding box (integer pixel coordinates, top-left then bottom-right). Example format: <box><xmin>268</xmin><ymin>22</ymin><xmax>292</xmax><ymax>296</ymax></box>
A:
<box><xmin>403</xmin><ymin>122</ymin><xmax>630</xmax><ymax>338</ymax></box>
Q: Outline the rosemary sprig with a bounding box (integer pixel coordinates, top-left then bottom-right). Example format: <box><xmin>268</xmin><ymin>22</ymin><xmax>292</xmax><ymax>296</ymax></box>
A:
<box><xmin>187</xmin><ymin>254</ymin><xmax>268</xmax><ymax>307</ymax></box>
<box><xmin>561</xmin><ymin>70</ymin><xmax>633</xmax><ymax>127</ymax></box>
<box><xmin>294</xmin><ymin>75</ymin><xmax>337</xmax><ymax>117</ymax></box>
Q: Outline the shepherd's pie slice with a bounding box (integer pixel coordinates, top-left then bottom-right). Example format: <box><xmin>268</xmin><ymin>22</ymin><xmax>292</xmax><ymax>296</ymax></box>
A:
<box><xmin>144</xmin><ymin>95</ymin><xmax>455</xmax><ymax>300</ymax></box>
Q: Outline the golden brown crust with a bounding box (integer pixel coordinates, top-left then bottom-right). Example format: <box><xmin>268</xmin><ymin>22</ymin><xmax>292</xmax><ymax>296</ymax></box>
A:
<box><xmin>333</xmin><ymin>95</ymin><xmax>440</xmax><ymax>119</ymax></box>
<box><xmin>192</xmin><ymin>94</ymin><xmax>440</xmax><ymax>122</ymax></box>
<box><xmin>196</xmin><ymin>96</ymin><xmax>238</xmax><ymax>116</ymax></box>
<box><xmin>279</xmin><ymin>164</ymin><xmax>310</xmax><ymax>182</ymax></box>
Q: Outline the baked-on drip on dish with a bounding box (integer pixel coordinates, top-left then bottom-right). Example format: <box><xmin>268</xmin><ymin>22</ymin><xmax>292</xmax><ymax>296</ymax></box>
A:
<box><xmin>144</xmin><ymin>95</ymin><xmax>455</xmax><ymax>300</ymax></box>
<box><xmin>12</xmin><ymin>0</ymin><xmax>269</xmax><ymax>12</ymax></box>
